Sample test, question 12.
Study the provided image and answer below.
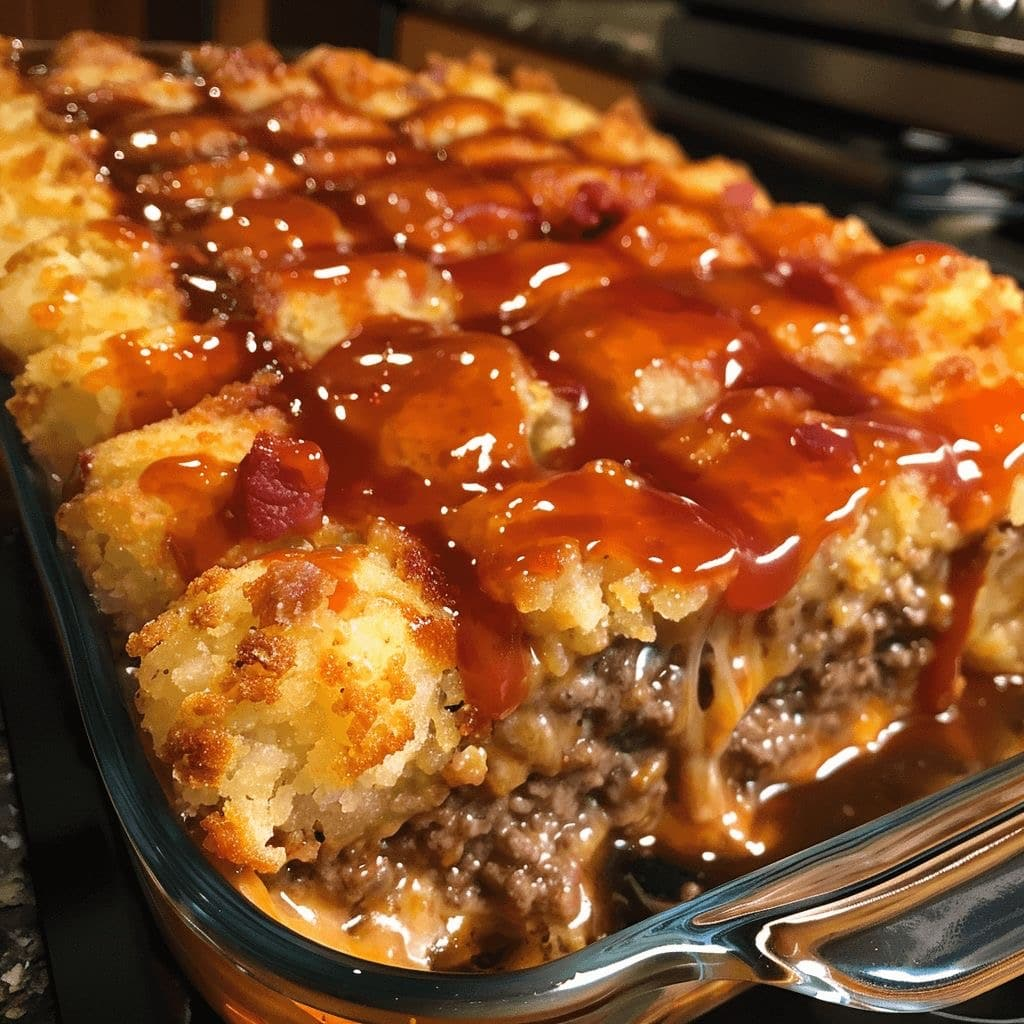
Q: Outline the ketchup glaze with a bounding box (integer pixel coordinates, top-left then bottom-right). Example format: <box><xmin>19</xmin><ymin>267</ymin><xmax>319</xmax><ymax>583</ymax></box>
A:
<box><xmin>27</xmin><ymin>44</ymin><xmax>1024</xmax><ymax>729</ymax></box>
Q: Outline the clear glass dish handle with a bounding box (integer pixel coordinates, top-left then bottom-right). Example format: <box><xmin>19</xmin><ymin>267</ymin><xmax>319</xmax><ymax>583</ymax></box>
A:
<box><xmin>580</xmin><ymin>750</ymin><xmax>1024</xmax><ymax>1016</ymax></box>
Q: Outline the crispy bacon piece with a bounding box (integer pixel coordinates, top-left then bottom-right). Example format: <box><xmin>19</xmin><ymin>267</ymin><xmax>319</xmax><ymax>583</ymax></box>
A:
<box><xmin>721</xmin><ymin>180</ymin><xmax>758</xmax><ymax>211</ymax></box>
<box><xmin>515</xmin><ymin>163</ymin><xmax>657</xmax><ymax>232</ymax></box>
<box><xmin>567</xmin><ymin>180</ymin><xmax>632</xmax><ymax>230</ymax></box>
<box><xmin>776</xmin><ymin>257</ymin><xmax>873</xmax><ymax>316</ymax></box>
<box><xmin>236</xmin><ymin>432</ymin><xmax>329</xmax><ymax>540</ymax></box>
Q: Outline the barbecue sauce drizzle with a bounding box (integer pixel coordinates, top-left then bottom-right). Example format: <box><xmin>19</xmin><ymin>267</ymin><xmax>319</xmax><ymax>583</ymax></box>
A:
<box><xmin>28</xmin><ymin>51</ymin><xmax>1024</xmax><ymax>729</ymax></box>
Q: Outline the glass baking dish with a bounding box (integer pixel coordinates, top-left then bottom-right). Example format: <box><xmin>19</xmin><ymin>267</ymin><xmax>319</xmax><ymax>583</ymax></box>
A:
<box><xmin>7</xmin><ymin>25</ymin><xmax>1024</xmax><ymax>1018</ymax></box>
<box><xmin>6</xmin><ymin>355</ymin><xmax>1024</xmax><ymax>1024</ymax></box>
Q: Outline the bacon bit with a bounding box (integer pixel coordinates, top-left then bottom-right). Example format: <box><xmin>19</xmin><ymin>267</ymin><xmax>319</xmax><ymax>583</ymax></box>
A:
<box><xmin>776</xmin><ymin>257</ymin><xmax>872</xmax><ymax>316</ymax></box>
<box><xmin>790</xmin><ymin>421</ymin><xmax>858</xmax><ymax>464</ymax></box>
<box><xmin>567</xmin><ymin>180</ymin><xmax>646</xmax><ymax>231</ymax></box>
<box><xmin>236</xmin><ymin>432</ymin><xmax>329</xmax><ymax>541</ymax></box>
<box><xmin>721</xmin><ymin>180</ymin><xmax>758</xmax><ymax>210</ymax></box>
<box><xmin>77</xmin><ymin>450</ymin><xmax>95</xmax><ymax>483</ymax></box>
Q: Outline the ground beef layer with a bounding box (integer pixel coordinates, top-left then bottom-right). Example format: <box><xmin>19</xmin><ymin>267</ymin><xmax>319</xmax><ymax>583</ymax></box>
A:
<box><xmin>297</xmin><ymin>603</ymin><xmax>936</xmax><ymax>968</ymax></box>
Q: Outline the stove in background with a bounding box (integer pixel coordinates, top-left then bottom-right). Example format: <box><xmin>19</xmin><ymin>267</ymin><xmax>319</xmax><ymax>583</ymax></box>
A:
<box><xmin>651</xmin><ymin>0</ymin><xmax>1024</xmax><ymax>278</ymax></box>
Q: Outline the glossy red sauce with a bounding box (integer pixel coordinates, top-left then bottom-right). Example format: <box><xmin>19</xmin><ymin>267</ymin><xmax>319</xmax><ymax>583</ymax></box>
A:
<box><xmin>918</xmin><ymin>543</ymin><xmax>990</xmax><ymax>714</ymax></box>
<box><xmin>508</xmin><ymin>279</ymin><xmax>960</xmax><ymax>612</ymax></box>
<box><xmin>447</xmin><ymin>460</ymin><xmax>737</xmax><ymax>596</ymax></box>
<box><xmin>106</xmin><ymin>112</ymin><xmax>246</xmax><ymax>175</ymax></box>
<box><xmin>33</xmin><ymin>51</ymin><xmax>1024</xmax><ymax>731</ymax></box>
<box><xmin>444</xmin><ymin>129</ymin><xmax>572</xmax><ymax>170</ymax></box>
<box><xmin>253</xmin><ymin>250</ymin><xmax>449</xmax><ymax>338</ymax></box>
<box><xmin>282</xmin><ymin>321</ymin><xmax>536</xmax><ymax>524</ymax></box>
<box><xmin>82</xmin><ymin>321</ymin><xmax>277</xmax><ymax>431</ymax></box>
<box><xmin>845</xmin><ymin>239</ymin><xmax>964</xmax><ymax>296</ymax></box>
<box><xmin>293</xmin><ymin>141</ymin><xmax>433</xmax><ymax>192</ymax></box>
<box><xmin>447</xmin><ymin>241</ymin><xmax>632</xmax><ymax>330</ymax></box>
<box><xmin>400</xmin><ymin>95</ymin><xmax>507</xmax><ymax>149</ymax></box>
<box><xmin>245</xmin><ymin>95</ymin><xmax>397</xmax><ymax>149</ymax></box>
<box><xmin>436</xmin><ymin>536</ymin><xmax>529</xmax><ymax>729</ymax></box>
<box><xmin>138</xmin><ymin>454</ymin><xmax>240</xmax><ymax>580</ymax></box>
<box><xmin>192</xmin><ymin>194</ymin><xmax>350</xmax><ymax>270</ymax></box>
<box><xmin>274</xmin><ymin>321</ymin><xmax>539</xmax><ymax>719</ymax></box>
<box><xmin>132</xmin><ymin>151</ymin><xmax>304</xmax><ymax>225</ymax></box>
<box><xmin>661</xmin><ymin>390</ymin><xmax>963</xmax><ymax>611</ymax></box>
<box><xmin>925</xmin><ymin>379</ymin><xmax>1024</xmax><ymax>534</ymax></box>
<box><xmin>357</xmin><ymin>165</ymin><xmax>538</xmax><ymax>257</ymax></box>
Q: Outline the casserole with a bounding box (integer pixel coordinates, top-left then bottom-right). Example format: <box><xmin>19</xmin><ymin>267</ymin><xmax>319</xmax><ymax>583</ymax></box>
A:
<box><xmin>4</xmin><ymin>32</ymin><xmax>1024</xmax><ymax>1022</ymax></box>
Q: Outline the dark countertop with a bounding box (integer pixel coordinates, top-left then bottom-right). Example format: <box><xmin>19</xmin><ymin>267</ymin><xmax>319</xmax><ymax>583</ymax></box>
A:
<box><xmin>0</xmin><ymin>479</ymin><xmax>55</xmax><ymax>1024</ymax></box>
<box><xmin>0</xmin><ymin>717</ymin><xmax>54</xmax><ymax>1024</ymax></box>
